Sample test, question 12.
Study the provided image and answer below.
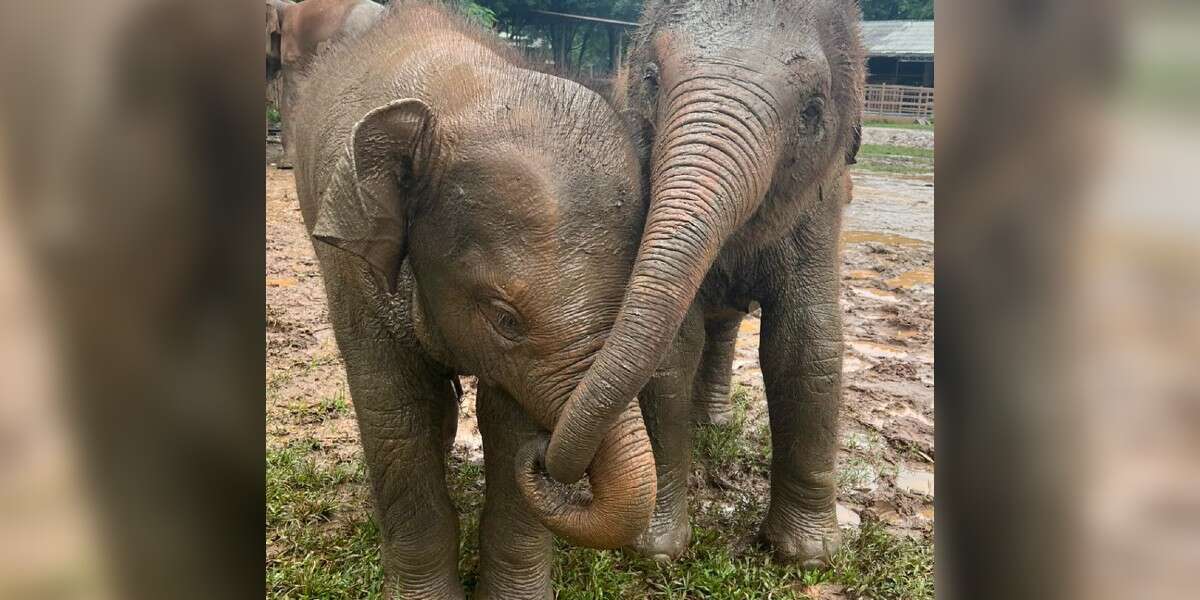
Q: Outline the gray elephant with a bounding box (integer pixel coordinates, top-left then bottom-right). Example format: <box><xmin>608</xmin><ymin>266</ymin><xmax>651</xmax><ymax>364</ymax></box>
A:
<box><xmin>267</xmin><ymin>0</ymin><xmax>384</xmax><ymax>168</ymax></box>
<box><xmin>541</xmin><ymin>0</ymin><xmax>866</xmax><ymax>568</ymax></box>
<box><xmin>291</xmin><ymin>2</ymin><xmax>663</xmax><ymax>598</ymax></box>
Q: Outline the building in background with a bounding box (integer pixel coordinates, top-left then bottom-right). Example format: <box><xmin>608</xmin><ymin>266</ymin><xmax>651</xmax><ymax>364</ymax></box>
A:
<box><xmin>862</xmin><ymin>20</ymin><xmax>935</xmax><ymax>87</ymax></box>
<box><xmin>861</xmin><ymin>20</ymin><xmax>934</xmax><ymax>119</ymax></box>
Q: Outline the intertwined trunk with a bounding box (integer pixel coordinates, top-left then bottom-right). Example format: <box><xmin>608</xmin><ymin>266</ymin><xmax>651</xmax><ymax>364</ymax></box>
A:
<box><xmin>546</xmin><ymin>70</ymin><xmax>781</xmax><ymax>485</ymax></box>
<box><xmin>516</xmin><ymin>403</ymin><xmax>656</xmax><ymax>549</ymax></box>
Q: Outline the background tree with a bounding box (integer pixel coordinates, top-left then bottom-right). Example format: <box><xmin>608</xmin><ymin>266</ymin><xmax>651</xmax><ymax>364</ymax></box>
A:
<box><xmin>859</xmin><ymin>0</ymin><xmax>934</xmax><ymax>21</ymax></box>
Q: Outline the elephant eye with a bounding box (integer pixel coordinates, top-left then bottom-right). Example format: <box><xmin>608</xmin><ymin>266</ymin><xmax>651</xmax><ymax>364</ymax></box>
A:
<box><xmin>483</xmin><ymin>298</ymin><xmax>525</xmax><ymax>343</ymax></box>
<box><xmin>801</xmin><ymin>97</ymin><xmax>825</xmax><ymax>131</ymax></box>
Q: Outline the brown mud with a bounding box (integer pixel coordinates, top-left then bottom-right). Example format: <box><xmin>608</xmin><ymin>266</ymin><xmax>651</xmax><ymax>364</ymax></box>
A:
<box><xmin>265</xmin><ymin>138</ymin><xmax>935</xmax><ymax>542</ymax></box>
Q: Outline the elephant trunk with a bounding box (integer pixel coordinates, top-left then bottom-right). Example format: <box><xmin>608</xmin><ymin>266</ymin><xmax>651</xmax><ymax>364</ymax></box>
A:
<box><xmin>516</xmin><ymin>402</ymin><xmax>656</xmax><ymax>549</ymax></box>
<box><xmin>544</xmin><ymin>72</ymin><xmax>780</xmax><ymax>485</ymax></box>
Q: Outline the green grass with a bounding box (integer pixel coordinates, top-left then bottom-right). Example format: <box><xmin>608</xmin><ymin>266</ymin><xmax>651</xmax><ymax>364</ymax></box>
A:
<box><xmin>266</xmin><ymin>390</ymin><xmax>934</xmax><ymax>599</ymax></box>
<box><xmin>864</xmin><ymin>119</ymin><xmax>934</xmax><ymax>131</ymax></box>
<box><xmin>692</xmin><ymin>385</ymin><xmax>769</xmax><ymax>470</ymax></box>
<box><xmin>838</xmin><ymin>431</ymin><xmax>896</xmax><ymax>494</ymax></box>
<box><xmin>267</xmin><ymin>105</ymin><xmax>281</xmax><ymax>126</ymax></box>
<box><xmin>266</xmin><ymin>443</ymin><xmax>383</xmax><ymax>599</ymax></box>
<box><xmin>853</xmin><ymin>143</ymin><xmax>935</xmax><ymax>175</ymax></box>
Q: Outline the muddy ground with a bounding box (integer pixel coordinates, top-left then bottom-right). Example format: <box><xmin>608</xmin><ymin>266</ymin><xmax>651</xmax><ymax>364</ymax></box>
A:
<box><xmin>266</xmin><ymin>126</ymin><xmax>934</xmax><ymax>550</ymax></box>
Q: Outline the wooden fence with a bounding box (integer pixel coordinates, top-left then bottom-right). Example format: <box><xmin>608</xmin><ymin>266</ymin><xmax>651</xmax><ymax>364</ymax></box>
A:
<box><xmin>863</xmin><ymin>83</ymin><xmax>934</xmax><ymax>119</ymax></box>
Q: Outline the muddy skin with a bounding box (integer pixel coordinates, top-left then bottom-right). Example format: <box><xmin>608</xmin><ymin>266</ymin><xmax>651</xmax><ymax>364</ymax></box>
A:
<box><xmin>544</xmin><ymin>0</ymin><xmax>865</xmax><ymax>568</ymax></box>
<box><xmin>266</xmin><ymin>0</ymin><xmax>384</xmax><ymax>169</ymax></box>
<box><xmin>291</xmin><ymin>3</ymin><xmax>660</xmax><ymax>597</ymax></box>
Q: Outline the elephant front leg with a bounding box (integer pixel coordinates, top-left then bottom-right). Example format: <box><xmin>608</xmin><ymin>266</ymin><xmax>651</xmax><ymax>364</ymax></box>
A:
<box><xmin>318</xmin><ymin>253</ymin><xmax>464</xmax><ymax>599</ymax></box>
<box><xmin>348</xmin><ymin>360</ymin><xmax>464</xmax><ymax>599</ymax></box>
<box><xmin>475</xmin><ymin>385</ymin><xmax>554</xmax><ymax>600</ymax></box>
<box><xmin>628</xmin><ymin>306</ymin><xmax>704</xmax><ymax>561</ymax></box>
<box><xmin>758</xmin><ymin>263</ymin><xmax>843</xmax><ymax>569</ymax></box>
<box><xmin>692</xmin><ymin>312</ymin><xmax>745</xmax><ymax>425</ymax></box>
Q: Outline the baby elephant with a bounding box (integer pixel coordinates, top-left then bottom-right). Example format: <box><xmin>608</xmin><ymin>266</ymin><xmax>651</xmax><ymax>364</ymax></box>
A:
<box><xmin>291</xmin><ymin>2</ymin><xmax>656</xmax><ymax>598</ymax></box>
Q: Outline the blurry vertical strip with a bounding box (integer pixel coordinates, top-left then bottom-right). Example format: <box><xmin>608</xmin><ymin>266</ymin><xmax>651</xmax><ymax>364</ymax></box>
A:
<box><xmin>0</xmin><ymin>1</ymin><xmax>264</xmax><ymax>599</ymax></box>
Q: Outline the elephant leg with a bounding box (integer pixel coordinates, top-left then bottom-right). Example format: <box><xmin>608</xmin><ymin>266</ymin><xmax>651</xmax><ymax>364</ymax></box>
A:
<box><xmin>276</xmin><ymin>68</ymin><xmax>298</xmax><ymax>169</ymax></box>
<box><xmin>627</xmin><ymin>305</ymin><xmax>704</xmax><ymax>561</ymax></box>
<box><xmin>316</xmin><ymin>251</ymin><xmax>463</xmax><ymax>599</ymax></box>
<box><xmin>757</xmin><ymin>238</ymin><xmax>843</xmax><ymax>569</ymax></box>
<box><xmin>691</xmin><ymin>312</ymin><xmax>745</xmax><ymax>425</ymax></box>
<box><xmin>475</xmin><ymin>385</ymin><xmax>554</xmax><ymax>600</ymax></box>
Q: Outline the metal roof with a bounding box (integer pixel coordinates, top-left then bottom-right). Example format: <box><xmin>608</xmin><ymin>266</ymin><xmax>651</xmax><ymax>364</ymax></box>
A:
<box><xmin>861</xmin><ymin>20</ymin><xmax>934</xmax><ymax>58</ymax></box>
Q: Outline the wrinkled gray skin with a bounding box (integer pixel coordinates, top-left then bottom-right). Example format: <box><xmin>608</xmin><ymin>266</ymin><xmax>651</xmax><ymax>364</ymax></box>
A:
<box><xmin>292</xmin><ymin>3</ymin><xmax>667</xmax><ymax>598</ymax></box>
<box><xmin>544</xmin><ymin>0</ymin><xmax>865</xmax><ymax>567</ymax></box>
<box><xmin>266</xmin><ymin>0</ymin><xmax>384</xmax><ymax>168</ymax></box>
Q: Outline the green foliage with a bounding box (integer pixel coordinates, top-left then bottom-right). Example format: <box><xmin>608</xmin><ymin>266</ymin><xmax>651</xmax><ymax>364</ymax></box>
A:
<box><xmin>692</xmin><ymin>385</ymin><xmax>768</xmax><ymax>470</ymax></box>
<box><xmin>477</xmin><ymin>1</ymin><xmax>644</xmax><ymax>74</ymax></box>
<box><xmin>833</xmin><ymin>521</ymin><xmax>934</xmax><ymax>599</ymax></box>
<box><xmin>267</xmin><ymin>106</ymin><xmax>281</xmax><ymax>126</ymax></box>
<box><xmin>864</xmin><ymin>119</ymin><xmax>935</xmax><ymax>131</ymax></box>
<box><xmin>266</xmin><ymin>444</ymin><xmax>383</xmax><ymax>599</ymax></box>
<box><xmin>860</xmin><ymin>0</ymin><xmax>934</xmax><ymax>21</ymax></box>
<box><xmin>853</xmin><ymin>143</ymin><xmax>935</xmax><ymax>175</ymax></box>
<box><xmin>266</xmin><ymin>408</ymin><xmax>933</xmax><ymax>599</ymax></box>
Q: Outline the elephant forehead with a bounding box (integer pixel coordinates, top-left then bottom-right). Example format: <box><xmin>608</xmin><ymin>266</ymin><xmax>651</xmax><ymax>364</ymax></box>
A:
<box><xmin>443</xmin><ymin>151</ymin><xmax>562</xmax><ymax>238</ymax></box>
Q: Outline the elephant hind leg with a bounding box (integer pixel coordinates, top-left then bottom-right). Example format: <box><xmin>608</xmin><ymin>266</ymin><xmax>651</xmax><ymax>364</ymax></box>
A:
<box><xmin>627</xmin><ymin>305</ymin><xmax>705</xmax><ymax>561</ymax></box>
<box><xmin>691</xmin><ymin>312</ymin><xmax>745</xmax><ymax>425</ymax></box>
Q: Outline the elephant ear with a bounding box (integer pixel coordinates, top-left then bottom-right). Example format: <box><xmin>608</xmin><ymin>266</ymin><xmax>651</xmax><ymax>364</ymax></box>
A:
<box><xmin>312</xmin><ymin>98</ymin><xmax>437</xmax><ymax>292</ymax></box>
<box><xmin>845</xmin><ymin>121</ymin><xmax>862</xmax><ymax>166</ymax></box>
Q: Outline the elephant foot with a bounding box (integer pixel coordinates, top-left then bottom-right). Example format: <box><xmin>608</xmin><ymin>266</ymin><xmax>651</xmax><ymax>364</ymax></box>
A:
<box><xmin>473</xmin><ymin>581</ymin><xmax>552</xmax><ymax>600</ymax></box>
<box><xmin>758</xmin><ymin>501</ymin><xmax>841</xmax><ymax>569</ymax></box>
<box><xmin>625</xmin><ymin>505</ymin><xmax>691</xmax><ymax>562</ymax></box>
<box><xmin>383</xmin><ymin>580</ymin><xmax>465</xmax><ymax>600</ymax></box>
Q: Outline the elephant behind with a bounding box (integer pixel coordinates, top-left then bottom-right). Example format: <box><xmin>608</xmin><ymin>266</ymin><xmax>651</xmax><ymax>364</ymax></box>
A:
<box><xmin>266</xmin><ymin>0</ymin><xmax>384</xmax><ymax>168</ymax></box>
<box><xmin>290</xmin><ymin>2</ymin><xmax>657</xmax><ymax>597</ymax></box>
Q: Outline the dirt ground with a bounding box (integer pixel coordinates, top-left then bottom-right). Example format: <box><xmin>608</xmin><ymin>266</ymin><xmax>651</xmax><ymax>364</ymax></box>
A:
<box><xmin>265</xmin><ymin>126</ymin><xmax>934</xmax><ymax>544</ymax></box>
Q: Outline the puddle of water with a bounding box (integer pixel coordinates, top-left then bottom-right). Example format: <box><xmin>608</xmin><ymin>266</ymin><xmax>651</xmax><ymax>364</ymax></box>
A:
<box><xmin>267</xmin><ymin>277</ymin><xmax>297</xmax><ymax>288</ymax></box>
<box><xmin>849</xmin><ymin>340</ymin><xmax>910</xmax><ymax>359</ymax></box>
<box><xmin>845</xmin><ymin>269</ymin><xmax>879</xmax><ymax>280</ymax></box>
<box><xmin>885</xmin><ymin>268</ymin><xmax>934</xmax><ymax>289</ymax></box>
<box><xmin>894</xmin><ymin>405</ymin><xmax>934</xmax><ymax>427</ymax></box>
<box><xmin>842</xmin><ymin>230</ymin><xmax>931</xmax><ymax>248</ymax></box>
<box><xmin>852</xmin><ymin>287</ymin><xmax>901</xmax><ymax>303</ymax></box>
<box><xmin>896</xmin><ymin>467</ymin><xmax>935</xmax><ymax>496</ymax></box>
<box><xmin>843</xmin><ymin>355</ymin><xmax>871</xmax><ymax>373</ymax></box>
<box><xmin>837</xmin><ymin>503</ymin><xmax>861</xmax><ymax>528</ymax></box>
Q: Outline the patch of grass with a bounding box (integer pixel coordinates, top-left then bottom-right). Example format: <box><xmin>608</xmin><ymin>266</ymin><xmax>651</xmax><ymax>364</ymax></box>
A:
<box><xmin>858</xmin><ymin>144</ymin><xmax>934</xmax><ymax>161</ymax></box>
<box><xmin>832</xmin><ymin>521</ymin><xmax>934</xmax><ymax>600</ymax></box>
<box><xmin>266</xmin><ymin>409</ymin><xmax>933</xmax><ymax>599</ymax></box>
<box><xmin>266</xmin><ymin>443</ymin><xmax>382</xmax><ymax>599</ymax></box>
<box><xmin>839</xmin><ymin>431</ymin><xmax>896</xmax><ymax>494</ymax></box>
<box><xmin>853</xmin><ymin>143</ymin><xmax>935</xmax><ymax>175</ymax></box>
<box><xmin>320</xmin><ymin>390</ymin><xmax>351</xmax><ymax>415</ymax></box>
<box><xmin>552</xmin><ymin>509</ymin><xmax>933</xmax><ymax>600</ymax></box>
<box><xmin>267</xmin><ymin>105</ymin><xmax>281</xmax><ymax>126</ymax></box>
<box><xmin>692</xmin><ymin>385</ymin><xmax>769</xmax><ymax>470</ymax></box>
<box><xmin>864</xmin><ymin>119</ymin><xmax>934</xmax><ymax>131</ymax></box>
<box><xmin>284</xmin><ymin>390</ymin><xmax>352</xmax><ymax>422</ymax></box>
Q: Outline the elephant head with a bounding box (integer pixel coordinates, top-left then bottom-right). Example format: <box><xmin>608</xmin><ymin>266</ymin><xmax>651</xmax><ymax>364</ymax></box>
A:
<box><xmin>310</xmin><ymin>85</ymin><xmax>656</xmax><ymax>549</ymax></box>
<box><xmin>265</xmin><ymin>0</ymin><xmax>293</xmax><ymax>80</ymax></box>
<box><xmin>544</xmin><ymin>0</ymin><xmax>865</xmax><ymax>484</ymax></box>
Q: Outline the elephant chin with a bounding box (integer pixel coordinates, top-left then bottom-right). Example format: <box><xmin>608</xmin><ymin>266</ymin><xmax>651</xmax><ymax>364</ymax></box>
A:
<box><xmin>514</xmin><ymin>403</ymin><xmax>656</xmax><ymax>550</ymax></box>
